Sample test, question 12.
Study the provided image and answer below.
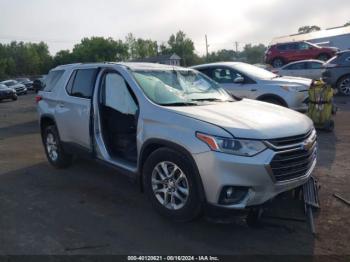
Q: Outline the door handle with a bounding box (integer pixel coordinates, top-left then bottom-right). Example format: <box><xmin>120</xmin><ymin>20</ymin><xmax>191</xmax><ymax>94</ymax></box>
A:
<box><xmin>250</xmin><ymin>89</ymin><xmax>257</xmax><ymax>92</ymax></box>
<box><xmin>58</xmin><ymin>103</ymin><xmax>65</xmax><ymax>108</ymax></box>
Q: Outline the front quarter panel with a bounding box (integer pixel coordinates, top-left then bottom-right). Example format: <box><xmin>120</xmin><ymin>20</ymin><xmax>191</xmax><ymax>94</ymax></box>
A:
<box><xmin>138</xmin><ymin>105</ymin><xmax>231</xmax><ymax>156</ymax></box>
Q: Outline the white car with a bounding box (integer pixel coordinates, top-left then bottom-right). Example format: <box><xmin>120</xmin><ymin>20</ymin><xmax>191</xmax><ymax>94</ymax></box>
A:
<box><xmin>273</xmin><ymin>60</ymin><xmax>324</xmax><ymax>80</ymax></box>
<box><xmin>191</xmin><ymin>62</ymin><xmax>312</xmax><ymax>112</ymax></box>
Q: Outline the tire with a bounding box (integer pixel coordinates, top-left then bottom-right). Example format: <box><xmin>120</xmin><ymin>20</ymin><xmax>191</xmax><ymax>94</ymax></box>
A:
<box><xmin>324</xmin><ymin>120</ymin><xmax>334</xmax><ymax>132</ymax></box>
<box><xmin>272</xmin><ymin>58</ymin><xmax>284</xmax><ymax>68</ymax></box>
<box><xmin>336</xmin><ymin>75</ymin><xmax>350</xmax><ymax>96</ymax></box>
<box><xmin>317</xmin><ymin>53</ymin><xmax>330</xmax><ymax>61</ymax></box>
<box><xmin>143</xmin><ymin>148</ymin><xmax>203</xmax><ymax>221</ymax></box>
<box><xmin>12</xmin><ymin>95</ymin><xmax>17</xmax><ymax>101</ymax></box>
<box><xmin>42</xmin><ymin>125</ymin><xmax>72</xmax><ymax>168</ymax></box>
<box><xmin>260</xmin><ymin>97</ymin><xmax>285</xmax><ymax>107</ymax></box>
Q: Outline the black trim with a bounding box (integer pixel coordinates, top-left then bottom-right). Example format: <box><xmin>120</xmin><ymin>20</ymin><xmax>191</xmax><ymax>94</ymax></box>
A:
<box><xmin>256</xmin><ymin>94</ymin><xmax>288</xmax><ymax>107</ymax></box>
<box><xmin>139</xmin><ymin>138</ymin><xmax>206</xmax><ymax>201</ymax></box>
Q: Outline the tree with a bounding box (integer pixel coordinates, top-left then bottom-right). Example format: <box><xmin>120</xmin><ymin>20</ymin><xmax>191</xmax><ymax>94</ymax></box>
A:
<box><xmin>207</xmin><ymin>49</ymin><xmax>236</xmax><ymax>63</ymax></box>
<box><xmin>298</xmin><ymin>25</ymin><xmax>321</xmax><ymax>34</ymax></box>
<box><xmin>241</xmin><ymin>44</ymin><xmax>267</xmax><ymax>64</ymax></box>
<box><xmin>345</xmin><ymin>21</ymin><xmax>350</xmax><ymax>26</ymax></box>
<box><xmin>166</xmin><ymin>31</ymin><xmax>196</xmax><ymax>66</ymax></box>
<box><xmin>125</xmin><ymin>33</ymin><xmax>158</xmax><ymax>59</ymax></box>
<box><xmin>53</xmin><ymin>50</ymin><xmax>74</xmax><ymax>67</ymax></box>
<box><xmin>72</xmin><ymin>37</ymin><xmax>129</xmax><ymax>62</ymax></box>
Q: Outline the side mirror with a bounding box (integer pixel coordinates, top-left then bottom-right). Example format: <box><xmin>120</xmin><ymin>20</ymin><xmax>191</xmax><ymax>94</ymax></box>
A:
<box><xmin>233</xmin><ymin>76</ymin><xmax>244</xmax><ymax>83</ymax></box>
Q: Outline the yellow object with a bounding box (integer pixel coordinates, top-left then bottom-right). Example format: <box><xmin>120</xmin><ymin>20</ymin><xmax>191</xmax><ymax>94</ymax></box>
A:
<box><xmin>307</xmin><ymin>80</ymin><xmax>334</xmax><ymax>131</ymax></box>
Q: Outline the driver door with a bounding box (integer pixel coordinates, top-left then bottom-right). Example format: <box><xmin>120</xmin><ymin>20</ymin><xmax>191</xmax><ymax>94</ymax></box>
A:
<box><xmin>210</xmin><ymin>67</ymin><xmax>256</xmax><ymax>99</ymax></box>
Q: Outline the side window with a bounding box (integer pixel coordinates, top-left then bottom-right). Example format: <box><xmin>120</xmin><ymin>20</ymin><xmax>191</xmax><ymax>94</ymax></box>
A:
<box><xmin>43</xmin><ymin>70</ymin><xmax>64</xmax><ymax>92</ymax></box>
<box><xmin>67</xmin><ymin>69</ymin><xmax>97</xmax><ymax>99</ymax></box>
<box><xmin>286</xmin><ymin>62</ymin><xmax>306</xmax><ymax>70</ymax></box>
<box><xmin>288</xmin><ymin>43</ymin><xmax>298</xmax><ymax>50</ymax></box>
<box><xmin>104</xmin><ymin>73</ymin><xmax>138</xmax><ymax>115</ymax></box>
<box><xmin>308</xmin><ymin>62</ymin><xmax>322</xmax><ymax>69</ymax></box>
<box><xmin>298</xmin><ymin>42</ymin><xmax>310</xmax><ymax>50</ymax></box>
<box><xmin>198</xmin><ymin>68</ymin><xmax>212</xmax><ymax>78</ymax></box>
<box><xmin>212</xmin><ymin>68</ymin><xmax>235</xmax><ymax>83</ymax></box>
<box><xmin>277</xmin><ymin>44</ymin><xmax>287</xmax><ymax>51</ymax></box>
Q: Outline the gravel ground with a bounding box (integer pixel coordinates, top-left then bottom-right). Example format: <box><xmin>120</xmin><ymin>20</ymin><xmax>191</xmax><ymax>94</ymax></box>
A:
<box><xmin>0</xmin><ymin>93</ymin><xmax>349</xmax><ymax>257</ymax></box>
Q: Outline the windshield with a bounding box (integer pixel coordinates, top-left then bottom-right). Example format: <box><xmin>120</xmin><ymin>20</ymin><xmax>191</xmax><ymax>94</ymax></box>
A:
<box><xmin>131</xmin><ymin>69</ymin><xmax>233</xmax><ymax>106</ymax></box>
<box><xmin>235</xmin><ymin>63</ymin><xmax>277</xmax><ymax>80</ymax></box>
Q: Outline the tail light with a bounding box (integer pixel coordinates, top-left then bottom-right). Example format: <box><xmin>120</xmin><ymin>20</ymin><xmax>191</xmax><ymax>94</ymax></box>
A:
<box><xmin>35</xmin><ymin>95</ymin><xmax>42</xmax><ymax>103</ymax></box>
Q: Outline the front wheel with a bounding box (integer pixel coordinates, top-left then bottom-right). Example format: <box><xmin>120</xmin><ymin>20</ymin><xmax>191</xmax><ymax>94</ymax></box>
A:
<box><xmin>12</xmin><ymin>95</ymin><xmax>17</xmax><ymax>101</ymax></box>
<box><xmin>42</xmin><ymin>125</ymin><xmax>72</xmax><ymax>168</ymax></box>
<box><xmin>143</xmin><ymin>148</ymin><xmax>203</xmax><ymax>221</ymax></box>
<box><xmin>337</xmin><ymin>75</ymin><xmax>350</xmax><ymax>96</ymax></box>
<box><xmin>260</xmin><ymin>97</ymin><xmax>285</xmax><ymax>106</ymax></box>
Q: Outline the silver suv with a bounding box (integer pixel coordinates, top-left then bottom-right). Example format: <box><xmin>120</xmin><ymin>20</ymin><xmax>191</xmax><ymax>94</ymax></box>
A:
<box><xmin>37</xmin><ymin>62</ymin><xmax>317</xmax><ymax>221</ymax></box>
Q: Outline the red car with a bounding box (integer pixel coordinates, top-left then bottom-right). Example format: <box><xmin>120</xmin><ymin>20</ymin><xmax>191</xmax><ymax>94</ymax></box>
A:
<box><xmin>265</xmin><ymin>41</ymin><xmax>338</xmax><ymax>68</ymax></box>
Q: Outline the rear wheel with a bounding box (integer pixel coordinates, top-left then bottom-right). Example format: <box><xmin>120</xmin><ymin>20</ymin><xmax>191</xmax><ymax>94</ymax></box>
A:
<box><xmin>272</xmin><ymin>58</ymin><xmax>284</xmax><ymax>68</ymax></box>
<box><xmin>143</xmin><ymin>148</ymin><xmax>203</xmax><ymax>221</ymax></box>
<box><xmin>42</xmin><ymin>125</ymin><xmax>72</xmax><ymax>168</ymax></box>
<box><xmin>337</xmin><ymin>75</ymin><xmax>350</xmax><ymax>96</ymax></box>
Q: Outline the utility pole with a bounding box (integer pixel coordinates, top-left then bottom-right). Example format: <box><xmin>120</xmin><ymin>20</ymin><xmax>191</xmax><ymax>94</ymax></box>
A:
<box><xmin>235</xmin><ymin>41</ymin><xmax>239</xmax><ymax>60</ymax></box>
<box><xmin>205</xmin><ymin>34</ymin><xmax>209</xmax><ymax>60</ymax></box>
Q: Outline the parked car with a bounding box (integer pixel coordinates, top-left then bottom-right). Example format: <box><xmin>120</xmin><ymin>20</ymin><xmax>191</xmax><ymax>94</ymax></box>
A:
<box><xmin>37</xmin><ymin>62</ymin><xmax>317</xmax><ymax>221</ymax></box>
<box><xmin>322</xmin><ymin>50</ymin><xmax>350</xmax><ymax>96</ymax></box>
<box><xmin>265</xmin><ymin>41</ymin><xmax>338</xmax><ymax>68</ymax></box>
<box><xmin>254</xmin><ymin>63</ymin><xmax>273</xmax><ymax>71</ymax></box>
<box><xmin>273</xmin><ymin>60</ymin><xmax>324</xmax><ymax>80</ymax></box>
<box><xmin>33</xmin><ymin>75</ymin><xmax>46</xmax><ymax>93</ymax></box>
<box><xmin>0</xmin><ymin>80</ymin><xmax>27</xmax><ymax>95</ymax></box>
<box><xmin>15</xmin><ymin>77</ymin><xmax>33</xmax><ymax>91</ymax></box>
<box><xmin>0</xmin><ymin>84</ymin><xmax>17</xmax><ymax>101</ymax></box>
<box><xmin>191</xmin><ymin>62</ymin><xmax>311</xmax><ymax>111</ymax></box>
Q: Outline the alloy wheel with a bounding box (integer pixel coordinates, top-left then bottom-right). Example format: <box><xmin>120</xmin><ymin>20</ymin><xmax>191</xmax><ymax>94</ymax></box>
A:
<box><xmin>46</xmin><ymin>133</ymin><xmax>58</xmax><ymax>161</ymax></box>
<box><xmin>339</xmin><ymin>78</ymin><xmax>350</xmax><ymax>96</ymax></box>
<box><xmin>151</xmin><ymin>161</ymin><xmax>189</xmax><ymax>210</ymax></box>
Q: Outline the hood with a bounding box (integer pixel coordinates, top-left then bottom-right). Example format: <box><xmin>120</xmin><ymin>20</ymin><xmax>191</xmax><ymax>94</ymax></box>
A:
<box><xmin>265</xmin><ymin>76</ymin><xmax>312</xmax><ymax>88</ymax></box>
<box><xmin>166</xmin><ymin>99</ymin><xmax>312</xmax><ymax>139</ymax></box>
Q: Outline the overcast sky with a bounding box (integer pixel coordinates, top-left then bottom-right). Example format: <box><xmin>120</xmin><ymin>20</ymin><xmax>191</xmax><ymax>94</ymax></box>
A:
<box><xmin>0</xmin><ymin>0</ymin><xmax>349</xmax><ymax>55</ymax></box>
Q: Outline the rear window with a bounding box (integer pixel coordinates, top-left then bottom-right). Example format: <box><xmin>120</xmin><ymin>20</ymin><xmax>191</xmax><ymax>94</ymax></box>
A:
<box><xmin>44</xmin><ymin>70</ymin><xmax>64</xmax><ymax>92</ymax></box>
<box><xmin>66</xmin><ymin>69</ymin><xmax>97</xmax><ymax>99</ymax></box>
<box><xmin>285</xmin><ymin>62</ymin><xmax>306</xmax><ymax>70</ymax></box>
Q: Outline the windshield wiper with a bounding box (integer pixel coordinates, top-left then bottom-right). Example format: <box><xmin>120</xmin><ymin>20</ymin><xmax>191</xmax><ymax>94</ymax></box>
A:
<box><xmin>191</xmin><ymin>98</ymin><xmax>232</xmax><ymax>102</ymax></box>
<box><xmin>159</xmin><ymin>102</ymin><xmax>198</xmax><ymax>106</ymax></box>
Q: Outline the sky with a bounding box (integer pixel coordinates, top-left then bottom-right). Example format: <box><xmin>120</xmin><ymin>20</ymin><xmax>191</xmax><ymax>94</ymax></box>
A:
<box><xmin>0</xmin><ymin>0</ymin><xmax>349</xmax><ymax>55</ymax></box>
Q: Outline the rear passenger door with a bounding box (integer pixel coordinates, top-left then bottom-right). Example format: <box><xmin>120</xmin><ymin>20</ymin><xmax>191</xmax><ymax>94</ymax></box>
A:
<box><xmin>55</xmin><ymin>68</ymin><xmax>98</xmax><ymax>149</ymax></box>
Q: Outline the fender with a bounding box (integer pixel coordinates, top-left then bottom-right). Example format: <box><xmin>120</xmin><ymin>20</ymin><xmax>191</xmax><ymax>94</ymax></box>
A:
<box><xmin>138</xmin><ymin>138</ymin><xmax>206</xmax><ymax>202</ymax></box>
<box><xmin>256</xmin><ymin>94</ymin><xmax>288</xmax><ymax>107</ymax></box>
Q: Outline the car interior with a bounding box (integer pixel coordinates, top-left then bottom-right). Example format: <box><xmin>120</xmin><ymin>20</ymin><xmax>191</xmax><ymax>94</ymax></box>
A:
<box><xmin>99</xmin><ymin>72</ymin><xmax>139</xmax><ymax>163</ymax></box>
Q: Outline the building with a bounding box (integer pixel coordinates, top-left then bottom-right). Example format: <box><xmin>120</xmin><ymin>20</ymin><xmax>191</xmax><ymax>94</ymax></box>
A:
<box><xmin>271</xmin><ymin>25</ymin><xmax>350</xmax><ymax>50</ymax></box>
<box><xmin>132</xmin><ymin>53</ymin><xmax>181</xmax><ymax>66</ymax></box>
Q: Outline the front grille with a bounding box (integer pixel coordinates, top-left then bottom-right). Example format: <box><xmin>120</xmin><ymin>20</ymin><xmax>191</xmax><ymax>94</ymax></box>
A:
<box><xmin>267</xmin><ymin>129</ymin><xmax>317</xmax><ymax>182</ymax></box>
<box><xmin>267</xmin><ymin>129</ymin><xmax>312</xmax><ymax>148</ymax></box>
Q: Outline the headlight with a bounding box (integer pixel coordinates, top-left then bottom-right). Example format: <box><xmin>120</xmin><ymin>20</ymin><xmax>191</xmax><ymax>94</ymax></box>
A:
<box><xmin>196</xmin><ymin>132</ymin><xmax>267</xmax><ymax>157</ymax></box>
